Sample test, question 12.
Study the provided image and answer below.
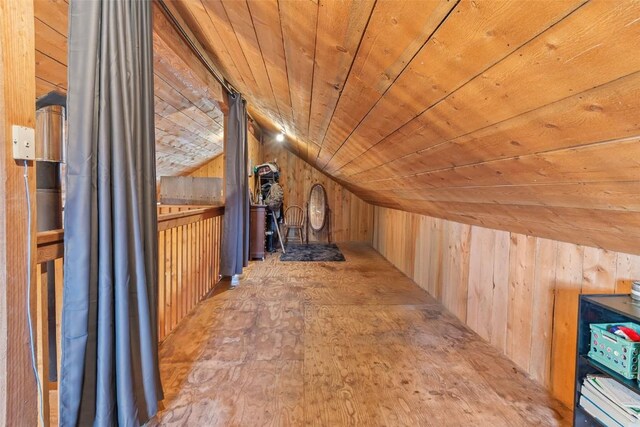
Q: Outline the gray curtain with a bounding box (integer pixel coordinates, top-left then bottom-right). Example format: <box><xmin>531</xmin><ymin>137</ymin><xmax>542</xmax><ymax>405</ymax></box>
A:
<box><xmin>221</xmin><ymin>94</ymin><xmax>250</xmax><ymax>276</ymax></box>
<box><xmin>60</xmin><ymin>0</ymin><xmax>162</xmax><ymax>425</ymax></box>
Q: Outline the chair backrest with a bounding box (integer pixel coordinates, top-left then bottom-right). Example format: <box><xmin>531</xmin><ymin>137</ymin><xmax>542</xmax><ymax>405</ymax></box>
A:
<box><xmin>284</xmin><ymin>205</ymin><xmax>304</xmax><ymax>227</ymax></box>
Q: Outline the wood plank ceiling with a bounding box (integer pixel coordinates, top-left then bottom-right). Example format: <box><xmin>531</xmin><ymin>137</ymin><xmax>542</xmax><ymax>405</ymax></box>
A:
<box><xmin>34</xmin><ymin>0</ymin><xmax>225</xmax><ymax>178</ymax></box>
<box><xmin>173</xmin><ymin>0</ymin><xmax>640</xmax><ymax>254</ymax></box>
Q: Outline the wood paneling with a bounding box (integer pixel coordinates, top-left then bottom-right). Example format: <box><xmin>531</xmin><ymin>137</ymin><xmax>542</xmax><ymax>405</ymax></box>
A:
<box><xmin>324</xmin><ymin>0</ymin><xmax>586</xmax><ymax>174</ymax></box>
<box><xmin>373</xmin><ymin>206</ymin><xmax>640</xmax><ymax>407</ymax></box>
<box><xmin>263</xmin><ymin>138</ymin><xmax>373</xmax><ymax>243</ymax></box>
<box><xmin>34</xmin><ymin>0</ymin><xmax>225</xmax><ymax>177</ymax></box>
<box><xmin>172</xmin><ymin>0</ymin><xmax>640</xmax><ymax>253</ymax></box>
<box><xmin>307</xmin><ymin>0</ymin><xmax>374</xmax><ymax>151</ymax></box>
<box><xmin>149</xmin><ymin>2</ymin><xmax>226</xmax><ymax>175</ymax></box>
<box><xmin>189</xmin><ymin>153</ymin><xmax>225</xmax><ymax>179</ymax></box>
<box><xmin>187</xmin><ymin>127</ymin><xmax>263</xmax><ymax>196</ymax></box>
<box><xmin>0</xmin><ymin>0</ymin><xmax>38</xmax><ymax>424</ymax></box>
<box><xmin>278</xmin><ymin>0</ymin><xmax>317</xmax><ymax>143</ymax></box>
<box><xmin>362</xmin><ymin>197</ymin><xmax>640</xmax><ymax>256</ymax></box>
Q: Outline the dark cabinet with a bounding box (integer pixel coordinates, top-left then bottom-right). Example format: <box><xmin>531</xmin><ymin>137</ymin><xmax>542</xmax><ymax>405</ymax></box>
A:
<box><xmin>250</xmin><ymin>204</ymin><xmax>266</xmax><ymax>260</ymax></box>
<box><xmin>574</xmin><ymin>295</ymin><xmax>640</xmax><ymax>426</ymax></box>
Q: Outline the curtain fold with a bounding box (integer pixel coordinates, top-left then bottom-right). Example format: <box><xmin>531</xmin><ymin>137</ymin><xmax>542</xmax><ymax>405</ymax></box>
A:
<box><xmin>61</xmin><ymin>1</ymin><xmax>162</xmax><ymax>425</ymax></box>
<box><xmin>221</xmin><ymin>94</ymin><xmax>250</xmax><ymax>277</ymax></box>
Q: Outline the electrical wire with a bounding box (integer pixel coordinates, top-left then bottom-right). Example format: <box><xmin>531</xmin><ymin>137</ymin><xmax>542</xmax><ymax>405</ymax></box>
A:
<box><xmin>24</xmin><ymin>160</ymin><xmax>45</xmax><ymax>426</ymax></box>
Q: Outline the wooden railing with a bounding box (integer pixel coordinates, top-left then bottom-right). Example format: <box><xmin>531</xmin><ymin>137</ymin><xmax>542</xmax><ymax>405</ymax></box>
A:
<box><xmin>35</xmin><ymin>230</ymin><xmax>64</xmax><ymax>427</ymax></box>
<box><xmin>34</xmin><ymin>205</ymin><xmax>224</xmax><ymax>426</ymax></box>
<box><xmin>156</xmin><ymin>206</ymin><xmax>224</xmax><ymax>340</ymax></box>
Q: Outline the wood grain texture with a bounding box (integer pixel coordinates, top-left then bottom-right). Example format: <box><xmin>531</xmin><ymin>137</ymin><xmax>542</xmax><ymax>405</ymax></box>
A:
<box><xmin>0</xmin><ymin>0</ymin><xmax>38</xmax><ymax>424</ymax></box>
<box><xmin>166</xmin><ymin>0</ymin><xmax>640</xmax><ymax>254</ymax></box>
<box><xmin>263</xmin><ymin>138</ymin><xmax>373</xmax><ymax>243</ymax></box>
<box><xmin>357</xmin><ymin>194</ymin><xmax>640</xmax><ymax>256</ymax></box>
<box><xmin>35</xmin><ymin>264</ymin><xmax>51</xmax><ymax>426</ymax></box>
<box><xmin>343</xmin><ymin>69</ymin><xmax>640</xmax><ymax>180</ymax></box>
<box><xmin>315</xmin><ymin>0</ymin><xmax>456</xmax><ymax>169</ymax></box>
<box><xmin>245</xmin><ymin>0</ymin><xmax>294</xmax><ymax>130</ymax></box>
<box><xmin>307</xmin><ymin>0</ymin><xmax>374</xmax><ymax>148</ymax></box>
<box><xmin>279</xmin><ymin>0</ymin><xmax>317</xmax><ymax>143</ymax></box>
<box><xmin>325</xmin><ymin>0</ymin><xmax>586</xmax><ymax>174</ymax></box>
<box><xmin>373</xmin><ymin>206</ymin><xmax>640</xmax><ymax>408</ymax></box>
<box><xmin>151</xmin><ymin>243</ymin><xmax>569</xmax><ymax>426</ymax></box>
<box><xmin>187</xmin><ymin>127</ymin><xmax>263</xmax><ymax>196</ymax></box>
<box><xmin>188</xmin><ymin>153</ymin><xmax>225</xmax><ymax>180</ymax></box>
<box><xmin>34</xmin><ymin>0</ymin><xmax>225</xmax><ymax>177</ymax></box>
<box><xmin>35</xmin><ymin>258</ymin><xmax>65</xmax><ymax>427</ymax></box>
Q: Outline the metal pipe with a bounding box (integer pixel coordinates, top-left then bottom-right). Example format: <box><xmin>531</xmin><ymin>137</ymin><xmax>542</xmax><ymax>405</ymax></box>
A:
<box><xmin>35</xmin><ymin>105</ymin><xmax>64</xmax><ymax>163</ymax></box>
<box><xmin>156</xmin><ymin>0</ymin><xmax>238</xmax><ymax>96</ymax></box>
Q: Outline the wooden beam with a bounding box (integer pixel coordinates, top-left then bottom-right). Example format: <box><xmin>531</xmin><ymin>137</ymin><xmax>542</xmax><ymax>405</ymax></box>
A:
<box><xmin>0</xmin><ymin>0</ymin><xmax>38</xmax><ymax>424</ymax></box>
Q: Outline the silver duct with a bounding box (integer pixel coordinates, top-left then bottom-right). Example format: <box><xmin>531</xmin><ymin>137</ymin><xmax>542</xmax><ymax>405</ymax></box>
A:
<box><xmin>36</xmin><ymin>104</ymin><xmax>64</xmax><ymax>163</ymax></box>
<box><xmin>35</xmin><ymin>104</ymin><xmax>65</xmax><ymax>232</ymax></box>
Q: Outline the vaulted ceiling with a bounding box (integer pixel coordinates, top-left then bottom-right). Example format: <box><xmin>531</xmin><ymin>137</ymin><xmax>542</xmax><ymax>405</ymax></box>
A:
<box><xmin>34</xmin><ymin>0</ymin><xmax>225</xmax><ymax>177</ymax></box>
<box><xmin>173</xmin><ymin>0</ymin><xmax>640</xmax><ymax>254</ymax></box>
<box><xmin>32</xmin><ymin>0</ymin><xmax>640</xmax><ymax>253</ymax></box>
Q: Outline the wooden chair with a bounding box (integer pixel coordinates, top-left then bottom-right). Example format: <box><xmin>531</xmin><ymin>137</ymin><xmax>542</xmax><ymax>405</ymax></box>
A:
<box><xmin>283</xmin><ymin>205</ymin><xmax>305</xmax><ymax>244</ymax></box>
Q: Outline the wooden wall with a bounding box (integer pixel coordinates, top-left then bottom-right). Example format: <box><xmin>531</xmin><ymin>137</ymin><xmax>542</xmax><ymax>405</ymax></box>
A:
<box><xmin>188</xmin><ymin>128</ymin><xmax>263</xmax><ymax>196</ymax></box>
<box><xmin>189</xmin><ymin>132</ymin><xmax>373</xmax><ymax>243</ymax></box>
<box><xmin>1</xmin><ymin>0</ymin><xmax>38</xmax><ymax>423</ymax></box>
<box><xmin>372</xmin><ymin>206</ymin><xmax>640</xmax><ymax>408</ymax></box>
<box><xmin>264</xmin><ymin>139</ymin><xmax>373</xmax><ymax>243</ymax></box>
<box><xmin>189</xmin><ymin>154</ymin><xmax>224</xmax><ymax>180</ymax></box>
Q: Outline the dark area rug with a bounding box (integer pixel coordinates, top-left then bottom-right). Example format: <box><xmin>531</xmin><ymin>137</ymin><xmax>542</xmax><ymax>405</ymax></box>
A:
<box><xmin>280</xmin><ymin>243</ymin><xmax>346</xmax><ymax>262</ymax></box>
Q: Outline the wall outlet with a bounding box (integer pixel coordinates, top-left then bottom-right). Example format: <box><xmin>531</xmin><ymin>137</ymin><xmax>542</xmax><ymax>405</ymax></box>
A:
<box><xmin>12</xmin><ymin>125</ymin><xmax>35</xmax><ymax>160</ymax></box>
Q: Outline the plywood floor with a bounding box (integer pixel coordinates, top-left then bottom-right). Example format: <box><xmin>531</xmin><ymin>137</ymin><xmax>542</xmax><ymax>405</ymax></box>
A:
<box><xmin>150</xmin><ymin>243</ymin><xmax>570</xmax><ymax>426</ymax></box>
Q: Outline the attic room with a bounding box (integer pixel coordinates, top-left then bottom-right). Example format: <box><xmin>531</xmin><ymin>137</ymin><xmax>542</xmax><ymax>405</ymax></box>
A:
<box><xmin>1</xmin><ymin>0</ymin><xmax>639</xmax><ymax>425</ymax></box>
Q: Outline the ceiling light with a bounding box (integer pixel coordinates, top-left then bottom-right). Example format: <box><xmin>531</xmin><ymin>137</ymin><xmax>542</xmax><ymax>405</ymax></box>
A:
<box><xmin>276</xmin><ymin>132</ymin><xmax>285</xmax><ymax>142</ymax></box>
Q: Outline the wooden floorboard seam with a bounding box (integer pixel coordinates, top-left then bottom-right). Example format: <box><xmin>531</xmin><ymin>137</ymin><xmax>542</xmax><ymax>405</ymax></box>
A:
<box><xmin>151</xmin><ymin>242</ymin><xmax>570</xmax><ymax>426</ymax></box>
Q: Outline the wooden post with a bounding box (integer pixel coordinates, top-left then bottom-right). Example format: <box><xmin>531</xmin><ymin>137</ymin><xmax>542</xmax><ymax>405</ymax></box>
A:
<box><xmin>36</xmin><ymin>265</ymin><xmax>51</xmax><ymax>426</ymax></box>
<box><xmin>0</xmin><ymin>0</ymin><xmax>38</xmax><ymax>425</ymax></box>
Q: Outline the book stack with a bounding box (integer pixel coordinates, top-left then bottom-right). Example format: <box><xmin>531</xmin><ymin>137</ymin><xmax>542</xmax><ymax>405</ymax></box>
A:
<box><xmin>580</xmin><ymin>375</ymin><xmax>640</xmax><ymax>427</ymax></box>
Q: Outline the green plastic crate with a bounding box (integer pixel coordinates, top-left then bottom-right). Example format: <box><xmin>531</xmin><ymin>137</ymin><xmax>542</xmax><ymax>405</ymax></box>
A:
<box><xmin>588</xmin><ymin>322</ymin><xmax>640</xmax><ymax>379</ymax></box>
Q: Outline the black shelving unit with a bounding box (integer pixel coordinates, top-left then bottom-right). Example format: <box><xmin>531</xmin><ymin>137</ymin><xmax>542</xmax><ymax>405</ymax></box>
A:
<box><xmin>575</xmin><ymin>294</ymin><xmax>640</xmax><ymax>426</ymax></box>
